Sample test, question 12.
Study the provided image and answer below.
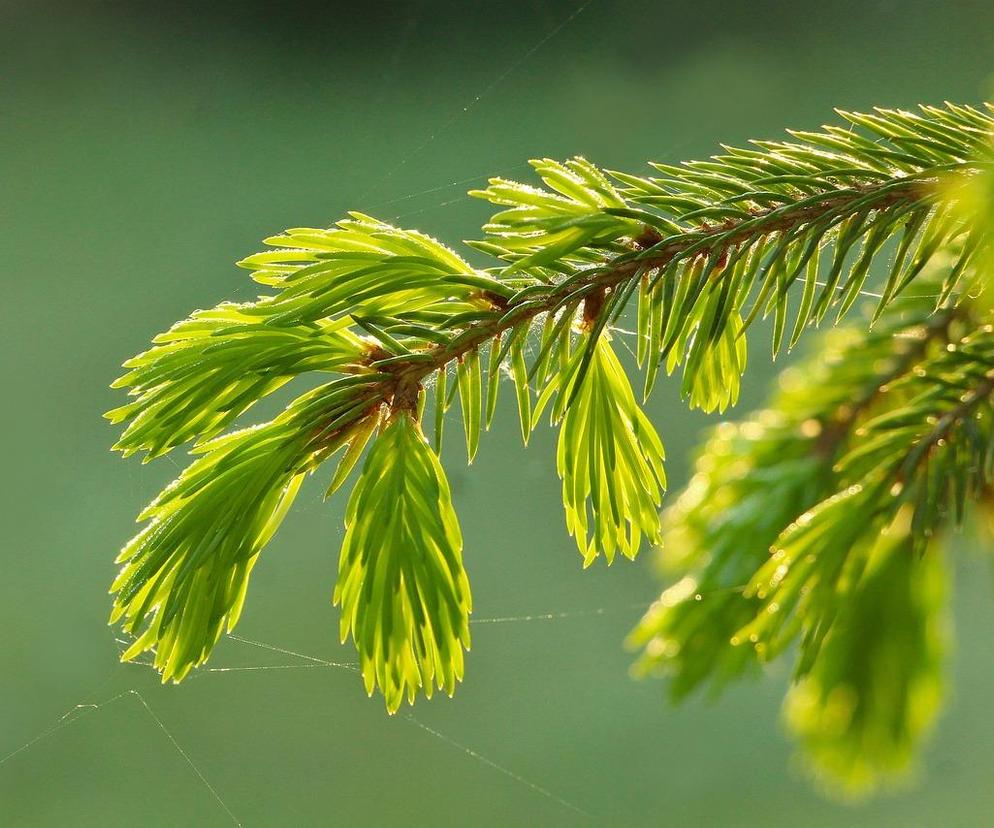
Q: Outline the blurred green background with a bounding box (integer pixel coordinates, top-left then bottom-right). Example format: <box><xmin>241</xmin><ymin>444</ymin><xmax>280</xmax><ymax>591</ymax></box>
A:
<box><xmin>4</xmin><ymin>1</ymin><xmax>994</xmax><ymax>824</ymax></box>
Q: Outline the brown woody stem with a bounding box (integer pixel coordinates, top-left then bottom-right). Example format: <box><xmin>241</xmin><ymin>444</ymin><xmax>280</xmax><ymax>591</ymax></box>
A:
<box><xmin>318</xmin><ymin>173</ymin><xmax>945</xmax><ymax>449</ymax></box>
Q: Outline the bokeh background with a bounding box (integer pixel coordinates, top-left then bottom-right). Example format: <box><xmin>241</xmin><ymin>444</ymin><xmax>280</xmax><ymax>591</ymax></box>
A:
<box><xmin>4</xmin><ymin>1</ymin><xmax>994</xmax><ymax>825</ymax></box>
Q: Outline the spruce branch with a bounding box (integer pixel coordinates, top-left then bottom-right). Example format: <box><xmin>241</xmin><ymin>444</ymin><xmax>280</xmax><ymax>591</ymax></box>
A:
<box><xmin>628</xmin><ymin>285</ymin><xmax>965</xmax><ymax>693</ymax></box>
<box><xmin>106</xmin><ymin>102</ymin><xmax>994</xmax><ymax>792</ymax></box>
<box><xmin>632</xmin><ymin>279</ymin><xmax>994</xmax><ymax>793</ymax></box>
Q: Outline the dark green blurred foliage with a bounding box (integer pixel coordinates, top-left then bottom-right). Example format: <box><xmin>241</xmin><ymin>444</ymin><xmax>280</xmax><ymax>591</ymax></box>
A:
<box><xmin>631</xmin><ymin>287</ymin><xmax>980</xmax><ymax>792</ymax></box>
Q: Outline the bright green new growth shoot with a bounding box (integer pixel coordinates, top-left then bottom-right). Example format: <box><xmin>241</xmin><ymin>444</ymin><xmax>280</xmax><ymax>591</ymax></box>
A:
<box><xmin>557</xmin><ymin>336</ymin><xmax>667</xmax><ymax>566</ymax></box>
<box><xmin>336</xmin><ymin>413</ymin><xmax>470</xmax><ymax>713</ymax></box>
<box><xmin>108</xmin><ymin>103</ymin><xmax>994</xmax><ymax>795</ymax></box>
